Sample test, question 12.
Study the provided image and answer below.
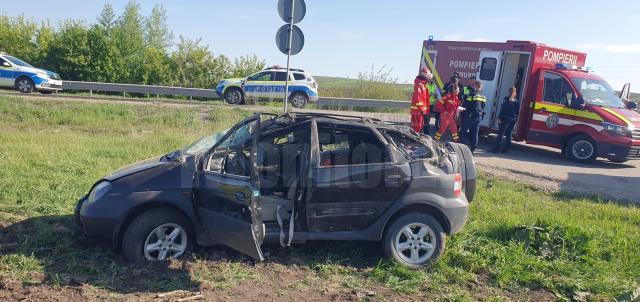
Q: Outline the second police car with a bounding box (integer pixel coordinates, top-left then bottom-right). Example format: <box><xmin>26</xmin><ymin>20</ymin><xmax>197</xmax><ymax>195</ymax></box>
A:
<box><xmin>216</xmin><ymin>66</ymin><xmax>318</xmax><ymax>108</ymax></box>
<box><xmin>0</xmin><ymin>52</ymin><xmax>62</xmax><ymax>94</ymax></box>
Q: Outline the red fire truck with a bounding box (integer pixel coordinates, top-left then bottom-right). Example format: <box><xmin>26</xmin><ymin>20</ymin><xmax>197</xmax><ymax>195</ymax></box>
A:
<box><xmin>420</xmin><ymin>38</ymin><xmax>640</xmax><ymax>163</ymax></box>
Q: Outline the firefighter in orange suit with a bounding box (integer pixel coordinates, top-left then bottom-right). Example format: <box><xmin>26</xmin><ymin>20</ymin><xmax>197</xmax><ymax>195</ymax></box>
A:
<box><xmin>410</xmin><ymin>67</ymin><xmax>432</xmax><ymax>132</ymax></box>
<box><xmin>434</xmin><ymin>84</ymin><xmax>461</xmax><ymax>142</ymax></box>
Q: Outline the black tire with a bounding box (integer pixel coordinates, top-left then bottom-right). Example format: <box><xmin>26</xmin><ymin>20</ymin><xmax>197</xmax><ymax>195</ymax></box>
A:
<box><xmin>383</xmin><ymin>213</ymin><xmax>445</xmax><ymax>269</ymax></box>
<box><xmin>74</xmin><ymin>197</ymin><xmax>85</xmax><ymax>231</ymax></box>
<box><xmin>121</xmin><ymin>208</ymin><xmax>194</xmax><ymax>261</ymax></box>
<box><xmin>450</xmin><ymin>143</ymin><xmax>476</xmax><ymax>202</ymax></box>
<box><xmin>289</xmin><ymin>92</ymin><xmax>308</xmax><ymax>108</ymax></box>
<box><xmin>224</xmin><ymin>88</ymin><xmax>244</xmax><ymax>105</ymax></box>
<box><xmin>608</xmin><ymin>158</ymin><xmax>628</xmax><ymax>163</ymax></box>
<box><xmin>565</xmin><ymin>135</ymin><xmax>597</xmax><ymax>163</ymax></box>
<box><xmin>40</xmin><ymin>90</ymin><xmax>54</xmax><ymax>95</ymax></box>
<box><xmin>15</xmin><ymin>77</ymin><xmax>34</xmax><ymax>93</ymax></box>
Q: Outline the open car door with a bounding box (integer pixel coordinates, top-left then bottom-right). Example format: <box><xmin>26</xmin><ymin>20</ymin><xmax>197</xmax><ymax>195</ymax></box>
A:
<box><xmin>194</xmin><ymin>114</ymin><xmax>264</xmax><ymax>260</ymax></box>
<box><xmin>620</xmin><ymin>82</ymin><xmax>631</xmax><ymax>101</ymax></box>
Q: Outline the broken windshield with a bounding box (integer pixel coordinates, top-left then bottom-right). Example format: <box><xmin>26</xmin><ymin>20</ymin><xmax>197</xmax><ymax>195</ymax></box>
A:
<box><xmin>184</xmin><ymin>128</ymin><xmax>230</xmax><ymax>155</ymax></box>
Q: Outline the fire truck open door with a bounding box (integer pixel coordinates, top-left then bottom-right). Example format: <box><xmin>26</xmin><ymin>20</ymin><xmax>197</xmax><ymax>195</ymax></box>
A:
<box><xmin>476</xmin><ymin>51</ymin><xmax>505</xmax><ymax>129</ymax></box>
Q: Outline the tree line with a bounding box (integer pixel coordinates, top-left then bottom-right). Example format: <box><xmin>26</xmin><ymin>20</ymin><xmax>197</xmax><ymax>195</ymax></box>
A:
<box><xmin>0</xmin><ymin>1</ymin><xmax>266</xmax><ymax>88</ymax></box>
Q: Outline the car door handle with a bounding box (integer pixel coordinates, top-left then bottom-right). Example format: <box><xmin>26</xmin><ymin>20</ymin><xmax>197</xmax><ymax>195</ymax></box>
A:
<box><xmin>235</xmin><ymin>192</ymin><xmax>246</xmax><ymax>202</ymax></box>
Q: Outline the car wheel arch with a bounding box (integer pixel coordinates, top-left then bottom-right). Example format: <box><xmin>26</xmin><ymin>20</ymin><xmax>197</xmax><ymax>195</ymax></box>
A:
<box><xmin>14</xmin><ymin>75</ymin><xmax>34</xmax><ymax>86</ymax></box>
<box><xmin>562</xmin><ymin>129</ymin><xmax>597</xmax><ymax>150</ymax></box>
<box><xmin>382</xmin><ymin>202</ymin><xmax>452</xmax><ymax>239</ymax></box>
<box><xmin>113</xmin><ymin>201</ymin><xmax>199</xmax><ymax>249</ymax></box>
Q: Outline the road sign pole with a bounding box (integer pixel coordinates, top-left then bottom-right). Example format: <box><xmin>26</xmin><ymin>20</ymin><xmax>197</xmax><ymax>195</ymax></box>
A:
<box><xmin>283</xmin><ymin>0</ymin><xmax>295</xmax><ymax>113</ymax></box>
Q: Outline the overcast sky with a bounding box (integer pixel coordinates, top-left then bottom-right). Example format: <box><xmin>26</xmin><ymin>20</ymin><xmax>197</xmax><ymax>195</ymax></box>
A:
<box><xmin>2</xmin><ymin>0</ymin><xmax>640</xmax><ymax>90</ymax></box>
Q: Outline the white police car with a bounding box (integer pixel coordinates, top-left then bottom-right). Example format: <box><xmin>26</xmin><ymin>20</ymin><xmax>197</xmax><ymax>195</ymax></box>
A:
<box><xmin>0</xmin><ymin>52</ymin><xmax>62</xmax><ymax>94</ymax></box>
<box><xmin>216</xmin><ymin>66</ymin><xmax>318</xmax><ymax>108</ymax></box>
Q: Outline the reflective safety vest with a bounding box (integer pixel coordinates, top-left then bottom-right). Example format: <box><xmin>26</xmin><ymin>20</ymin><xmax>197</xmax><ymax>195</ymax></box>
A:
<box><xmin>427</xmin><ymin>82</ymin><xmax>440</xmax><ymax>105</ymax></box>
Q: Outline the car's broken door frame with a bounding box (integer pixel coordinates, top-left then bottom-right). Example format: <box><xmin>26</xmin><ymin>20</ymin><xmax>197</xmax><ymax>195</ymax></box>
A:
<box><xmin>194</xmin><ymin>114</ymin><xmax>265</xmax><ymax>260</ymax></box>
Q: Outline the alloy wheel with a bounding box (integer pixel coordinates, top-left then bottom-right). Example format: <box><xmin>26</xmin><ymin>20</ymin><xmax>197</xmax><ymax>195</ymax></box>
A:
<box><xmin>393</xmin><ymin>222</ymin><xmax>436</xmax><ymax>264</ymax></box>
<box><xmin>143</xmin><ymin>223</ymin><xmax>188</xmax><ymax>261</ymax></box>
<box><xmin>18</xmin><ymin>79</ymin><xmax>33</xmax><ymax>93</ymax></box>
<box><xmin>290</xmin><ymin>94</ymin><xmax>306</xmax><ymax>108</ymax></box>
<box><xmin>227</xmin><ymin>90</ymin><xmax>241</xmax><ymax>104</ymax></box>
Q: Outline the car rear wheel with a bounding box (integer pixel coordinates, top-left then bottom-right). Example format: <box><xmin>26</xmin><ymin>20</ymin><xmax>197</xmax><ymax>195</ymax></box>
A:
<box><xmin>16</xmin><ymin>77</ymin><xmax>34</xmax><ymax>93</ymax></box>
<box><xmin>121</xmin><ymin>208</ymin><xmax>193</xmax><ymax>261</ymax></box>
<box><xmin>289</xmin><ymin>92</ymin><xmax>308</xmax><ymax>108</ymax></box>
<box><xmin>224</xmin><ymin>88</ymin><xmax>244</xmax><ymax>105</ymax></box>
<box><xmin>449</xmin><ymin>143</ymin><xmax>476</xmax><ymax>202</ymax></box>
<box><xmin>383</xmin><ymin>213</ymin><xmax>445</xmax><ymax>268</ymax></box>
<box><xmin>565</xmin><ymin>135</ymin><xmax>597</xmax><ymax>163</ymax></box>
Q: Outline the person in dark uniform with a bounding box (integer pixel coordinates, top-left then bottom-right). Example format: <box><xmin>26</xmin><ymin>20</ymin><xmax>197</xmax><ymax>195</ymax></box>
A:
<box><xmin>493</xmin><ymin>86</ymin><xmax>520</xmax><ymax>153</ymax></box>
<box><xmin>443</xmin><ymin>72</ymin><xmax>465</xmax><ymax>100</ymax></box>
<box><xmin>460</xmin><ymin>80</ymin><xmax>486</xmax><ymax>152</ymax></box>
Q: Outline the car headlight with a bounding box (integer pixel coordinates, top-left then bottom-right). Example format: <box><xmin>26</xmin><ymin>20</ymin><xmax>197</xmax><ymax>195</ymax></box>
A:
<box><xmin>87</xmin><ymin>181</ymin><xmax>112</xmax><ymax>204</ymax></box>
<box><xmin>602</xmin><ymin>122</ymin><xmax>631</xmax><ymax>137</ymax></box>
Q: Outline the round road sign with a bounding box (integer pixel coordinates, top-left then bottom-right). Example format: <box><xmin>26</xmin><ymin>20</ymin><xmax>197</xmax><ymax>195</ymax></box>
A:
<box><xmin>277</xmin><ymin>0</ymin><xmax>306</xmax><ymax>24</ymax></box>
<box><xmin>275</xmin><ymin>24</ymin><xmax>305</xmax><ymax>55</ymax></box>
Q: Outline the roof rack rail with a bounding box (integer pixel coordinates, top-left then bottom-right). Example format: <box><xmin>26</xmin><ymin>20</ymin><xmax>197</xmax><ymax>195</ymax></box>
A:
<box><xmin>289</xmin><ymin>112</ymin><xmax>383</xmax><ymax>123</ymax></box>
<box><xmin>264</xmin><ymin>66</ymin><xmax>305</xmax><ymax>72</ymax></box>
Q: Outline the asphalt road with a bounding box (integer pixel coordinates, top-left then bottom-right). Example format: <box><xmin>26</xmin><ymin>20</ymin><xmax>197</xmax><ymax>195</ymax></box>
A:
<box><xmin>3</xmin><ymin>92</ymin><xmax>639</xmax><ymax>203</ymax></box>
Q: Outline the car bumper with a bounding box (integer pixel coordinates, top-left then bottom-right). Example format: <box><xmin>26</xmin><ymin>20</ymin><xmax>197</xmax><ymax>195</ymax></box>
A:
<box><xmin>597</xmin><ymin>140</ymin><xmax>640</xmax><ymax>160</ymax></box>
<box><xmin>75</xmin><ymin>196</ymin><xmax>120</xmax><ymax>245</ymax></box>
<box><xmin>441</xmin><ymin>197</ymin><xmax>469</xmax><ymax>234</ymax></box>
<box><xmin>36</xmin><ymin>79</ymin><xmax>63</xmax><ymax>90</ymax></box>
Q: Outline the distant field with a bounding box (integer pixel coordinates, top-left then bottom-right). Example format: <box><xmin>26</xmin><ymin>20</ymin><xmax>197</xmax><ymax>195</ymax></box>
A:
<box><xmin>1</xmin><ymin>96</ymin><xmax>639</xmax><ymax>301</ymax></box>
<box><xmin>315</xmin><ymin>76</ymin><xmax>412</xmax><ymax>101</ymax></box>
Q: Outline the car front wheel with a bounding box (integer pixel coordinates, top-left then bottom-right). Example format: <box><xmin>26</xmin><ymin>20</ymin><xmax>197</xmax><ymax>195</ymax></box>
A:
<box><xmin>565</xmin><ymin>135</ymin><xmax>597</xmax><ymax>163</ymax></box>
<box><xmin>224</xmin><ymin>88</ymin><xmax>244</xmax><ymax>105</ymax></box>
<box><xmin>289</xmin><ymin>92</ymin><xmax>308</xmax><ymax>108</ymax></box>
<box><xmin>16</xmin><ymin>77</ymin><xmax>35</xmax><ymax>93</ymax></box>
<box><xmin>121</xmin><ymin>208</ymin><xmax>193</xmax><ymax>261</ymax></box>
<box><xmin>383</xmin><ymin>213</ymin><xmax>445</xmax><ymax>268</ymax></box>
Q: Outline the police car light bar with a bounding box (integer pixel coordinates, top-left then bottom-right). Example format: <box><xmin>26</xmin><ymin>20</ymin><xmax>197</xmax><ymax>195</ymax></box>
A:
<box><xmin>554</xmin><ymin>63</ymin><xmax>592</xmax><ymax>72</ymax></box>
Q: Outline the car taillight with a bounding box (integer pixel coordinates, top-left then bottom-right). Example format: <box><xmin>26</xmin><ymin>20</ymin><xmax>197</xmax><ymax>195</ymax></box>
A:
<box><xmin>453</xmin><ymin>173</ymin><xmax>462</xmax><ymax>197</ymax></box>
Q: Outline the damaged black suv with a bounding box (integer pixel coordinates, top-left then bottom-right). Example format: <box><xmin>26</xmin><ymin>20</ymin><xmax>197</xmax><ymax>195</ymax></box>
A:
<box><xmin>75</xmin><ymin>112</ymin><xmax>475</xmax><ymax>268</ymax></box>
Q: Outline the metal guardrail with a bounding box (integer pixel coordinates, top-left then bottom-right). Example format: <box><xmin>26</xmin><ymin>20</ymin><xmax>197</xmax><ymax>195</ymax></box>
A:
<box><xmin>61</xmin><ymin>81</ymin><xmax>411</xmax><ymax>109</ymax></box>
<box><xmin>62</xmin><ymin>81</ymin><xmax>217</xmax><ymax>98</ymax></box>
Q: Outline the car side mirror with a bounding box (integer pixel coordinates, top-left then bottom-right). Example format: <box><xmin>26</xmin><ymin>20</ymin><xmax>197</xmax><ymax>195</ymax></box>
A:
<box><xmin>627</xmin><ymin>101</ymin><xmax>638</xmax><ymax>111</ymax></box>
<box><xmin>571</xmin><ymin>96</ymin><xmax>585</xmax><ymax>109</ymax></box>
<box><xmin>1</xmin><ymin>62</ymin><xmax>10</xmax><ymax>67</ymax></box>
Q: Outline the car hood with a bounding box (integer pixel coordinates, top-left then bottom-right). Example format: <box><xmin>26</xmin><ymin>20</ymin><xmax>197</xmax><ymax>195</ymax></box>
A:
<box><xmin>218</xmin><ymin>78</ymin><xmax>244</xmax><ymax>85</ymax></box>
<box><xmin>103</xmin><ymin>156</ymin><xmax>167</xmax><ymax>181</ymax></box>
<box><xmin>590</xmin><ymin>106</ymin><xmax>640</xmax><ymax>128</ymax></box>
<box><xmin>15</xmin><ymin>66</ymin><xmax>59</xmax><ymax>78</ymax></box>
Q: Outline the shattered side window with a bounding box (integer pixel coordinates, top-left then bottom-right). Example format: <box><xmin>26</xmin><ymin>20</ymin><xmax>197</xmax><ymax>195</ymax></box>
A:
<box><xmin>229</xmin><ymin>120</ymin><xmax>257</xmax><ymax>149</ymax></box>
<box><xmin>318</xmin><ymin>126</ymin><xmax>388</xmax><ymax>166</ymax></box>
<box><xmin>381</xmin><ymin>130</ymin><xmax>434</xmax><ymax>159</ymax></box>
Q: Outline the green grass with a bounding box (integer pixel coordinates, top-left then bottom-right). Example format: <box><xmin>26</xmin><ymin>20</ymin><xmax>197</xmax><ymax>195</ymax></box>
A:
<box><xmin>0</xmin><ymin>96</ymin><xmax>639</xmax><ymax>301</ymax></box>
<box><xmin>315</xmin><ymin>75</ymin><xmax>412</xmax><ymax>101</ymax></box>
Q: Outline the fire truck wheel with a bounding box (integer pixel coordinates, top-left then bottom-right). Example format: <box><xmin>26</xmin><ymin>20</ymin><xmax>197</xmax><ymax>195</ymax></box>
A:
<box><xmin>565</xmin><ymin>135</ymin><xmax>597</xmax><ymax>163</ymax></box>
